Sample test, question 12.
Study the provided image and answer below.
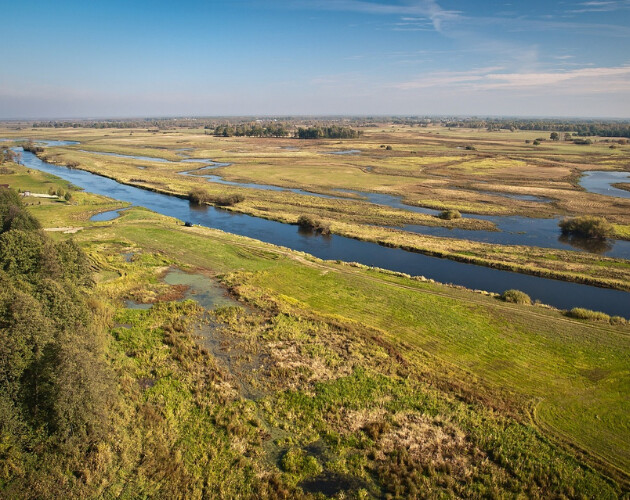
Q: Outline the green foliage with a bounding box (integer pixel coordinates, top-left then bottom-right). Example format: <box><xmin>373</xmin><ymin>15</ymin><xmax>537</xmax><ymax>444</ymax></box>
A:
<box><xmin>297</xmin><ymin>214</ymin><xmax>331</xmax><ymax>234</ymax></box>
<box><xmin>0</xmin><ymin>189</ymin><xmax>41</xmax><ymax>233</ymax></box>
<box><xmin>281</xmin><ymin>448</ymin><xmax>323</xmax><ymax>476</ymax></box>
<box><xmin>296</xmin><ymin>126</ymin><xmax>361</xmax><ymax>139</ymax></box>
<box><xmin>212</xmin><ymin>121</ymin><xmax>290</xmax><ymax>137</ymax></box>
<box><xmin>559</xmin><ymin>216</ymin><xmax>613</xmax><ymax>239</ymax></box>
<box><xmin>438</xmin><ymin>209</ymin><xmax>462</xmax><ymax>220</ymax></box>
<box><xmin>500</xmin><ymin>289</ymin><xmax>532</xmax><ymax>305</ymax></box>
<box><xmin>188</xmin><ymin>188</ymin><xmax>244</xmax><ymax>206</ymax></box>
<box><xmin>0</xmin><ymin>191</ymin><xmax>111</xmax><ymax>497</ymax></box>
<box><xmin>566</xmin><ymin>307</ymin><xmax>611</xmax><ymax>322</ymax></box>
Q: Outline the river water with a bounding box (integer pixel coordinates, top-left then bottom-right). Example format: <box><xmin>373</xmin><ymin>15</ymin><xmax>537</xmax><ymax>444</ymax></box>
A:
<box><xmin>12</xmin><ymin>145</ymin><xmax>630</xmax><ymax>317</ymax></box>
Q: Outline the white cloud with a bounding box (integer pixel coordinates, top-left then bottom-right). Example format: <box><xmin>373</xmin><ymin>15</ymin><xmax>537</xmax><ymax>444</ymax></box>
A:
<box><xmin>392</xmin><ymin>65</ymin><xmax>630</xmax><ymax>94</ymax></box>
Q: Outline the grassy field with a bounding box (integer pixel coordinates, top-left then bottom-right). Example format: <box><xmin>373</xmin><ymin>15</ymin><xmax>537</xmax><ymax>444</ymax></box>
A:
<box><xmin>3</xmin><ymin>162</ymin><xmax>628</xmax><ymax>497</ymax></box>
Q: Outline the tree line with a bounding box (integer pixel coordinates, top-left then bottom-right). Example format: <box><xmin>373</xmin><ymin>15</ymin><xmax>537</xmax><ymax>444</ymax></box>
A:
<box><xmin>442</xmin><ymin>119</ymin><xmax>630</xmax><ymax>138</ymax></box>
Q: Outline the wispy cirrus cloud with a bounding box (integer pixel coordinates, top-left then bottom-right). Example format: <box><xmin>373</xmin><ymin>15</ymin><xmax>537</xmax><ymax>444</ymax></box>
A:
<box><xmin>568</xmin><ymin>0</ymin><xmax>630</xmax><ymax>13</ymax></box>
<box><xmin>392</xmin><ymin>65</ymin><xmax>630</xmax><ymax>93</ymax></box>
<box><xmin>292</xmin><ymin>0</ymin><xmax>461</xmax><ymax>31</ymax></box>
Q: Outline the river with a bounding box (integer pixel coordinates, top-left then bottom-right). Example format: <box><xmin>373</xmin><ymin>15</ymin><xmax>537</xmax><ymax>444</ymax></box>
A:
<box><xmin>12</xmin><ymin>145</ymin><xmax>630</xmax><ymax>317</ymax></box>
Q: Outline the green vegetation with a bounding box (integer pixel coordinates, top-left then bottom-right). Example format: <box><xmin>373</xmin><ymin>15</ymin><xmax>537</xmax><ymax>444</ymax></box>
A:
<box><xmin>212</xmin><ymin>122</ymin><xmax>290</xmax><ymax>138</ymax></box>
<box><xmin>189</xmin><ymin>188</ymin><xmax>244</xmax><ymax>207</ymax></box>
<box><xmin>500</xmin><ymin>289</ymin><xmax>532</xmax><ymax>305</ymax></box>
<box><xmin>0</xmin><ymin>189</ymin><xmax>112</xmax><ymax>497</ymax></box>
<box><xmin>296</xmin><ymin>125</ymin><xmax>361</xmax><ymax>139</ymax></box>
<box><xmin>297</xmin><ymin>214</ymin><xmax>331</xmax><ymax>234</ymax></box>
<box><xmin>438</xmin><ymin>209</ymin><xmax>462</xmax><ymax>220</ymax></box>
<box><xmin>564</xmin><ymin>307</ymin><xmax>628</xmax><ymax>325</ymax></box>
<box><xmin>0</xmin><ymin>166</ymin><xmax>628</xmax><ymax>498</ymax></box>
<box><xmin>560</xmin><ymin>216</ymin><xmax>614</xmax><ymax>239</ymax></box>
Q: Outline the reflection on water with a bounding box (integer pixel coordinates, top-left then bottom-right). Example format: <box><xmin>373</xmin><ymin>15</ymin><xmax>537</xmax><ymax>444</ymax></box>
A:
<box><xmin>558</xmin><ymin>234</ymin><xmax>613</xmax><ymax>254</ymax></box>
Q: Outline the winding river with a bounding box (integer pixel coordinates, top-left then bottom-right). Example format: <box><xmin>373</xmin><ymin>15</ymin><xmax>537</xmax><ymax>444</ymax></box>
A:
<box><xmin>12</xmin><ymin>144</ymin><xmax>630</xmax><ymax>317</ymax></box>
<box><xmin>69</xmin><ymin>146</ymin><xmax>630</xmax><ymax>259</ymax></box>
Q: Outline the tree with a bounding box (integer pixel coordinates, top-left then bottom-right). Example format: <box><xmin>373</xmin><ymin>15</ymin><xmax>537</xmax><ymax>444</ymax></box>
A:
<box><xmin>550</xmin><ymin>132</ymin><xmax>559</xmax><ymax>141</ymax></box>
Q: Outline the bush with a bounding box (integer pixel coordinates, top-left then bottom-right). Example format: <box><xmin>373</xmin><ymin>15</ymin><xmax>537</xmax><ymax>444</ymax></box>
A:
<box><xmin>297</xmin><ymin>215</ymin><xmax>331</xmax><ymax>234</ymax></box>
<box><xmin>559</xmin><ymin>216</ymin><xmax>613</xmax><ymax>239</ymax></box>
<box><xmin>189</xmin><ymin>188</ymin><xmax>211</xmax><ymax>204</ymax></box>
<box><xmin>213</xmin><ymin>193</ymin><xmax>244</xmax><ymax>206</ymax></box>
<box><xmin>439</xmin><ymin>209</ymin><xmax>461</xmax><ymax>220</ymax></box>
<box><xmin>189</xmin><ymin>189</ymin><xmax>244</xmax><ymax>206</ymax></box>
<box><xmin>385</xmin><ymin>145</ymin><xmax>393</xmax><ymax>150</ymax></box>
<box><xmin>566</xmin><ymin>307</ymin><xmax>610</xmax><ymax>322</ymax></box>
<box><xmin>500</xmin><ymin>289</ymin><xmax>532</xmax><ymax>305</ymax></box>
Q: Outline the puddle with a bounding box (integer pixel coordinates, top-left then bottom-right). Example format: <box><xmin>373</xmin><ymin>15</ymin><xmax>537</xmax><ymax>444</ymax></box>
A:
<box><xmin>124</xmin><ymin>299</ymin><xmax>152</xmax><ymax>310</ymax></box>
<box><xmin>163</xmin><ymin>268</ymin><xmax>240</xmax><ymax>309</ymax></box>
<box><xmin>90</xmin><ymin>208</ymin><xmax>125</xmax><ymax>221</ymax></box>
<box><xmin>324</xmin><ymin>149</ymin><xmax>361</xmax><ymax>155</ymax></box>
<box><xmin>122</xmin><ymin>252</ymin><xmax>135</xmax><ymax>262</ymax></box>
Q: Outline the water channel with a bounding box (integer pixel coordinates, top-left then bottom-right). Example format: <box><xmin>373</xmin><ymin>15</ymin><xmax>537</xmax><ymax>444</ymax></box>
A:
<box><xmin>12</xmin><ymin>144</ymin><xmax>630</xmax><ymax>317</ymax></box>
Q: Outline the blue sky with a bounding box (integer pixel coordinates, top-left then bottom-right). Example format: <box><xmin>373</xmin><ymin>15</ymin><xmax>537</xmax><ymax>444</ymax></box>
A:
<box><xmin>1</xmin><ymin>0</ymin><xmax>629</xmax><ymax>118</ymax></box>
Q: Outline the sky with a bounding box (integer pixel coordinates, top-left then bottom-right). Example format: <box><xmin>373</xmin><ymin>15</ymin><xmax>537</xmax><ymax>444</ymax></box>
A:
<box><xmin>1</xmin><ymin>0</ymin><xmax>629</xmax><ymax>119</ymax></box>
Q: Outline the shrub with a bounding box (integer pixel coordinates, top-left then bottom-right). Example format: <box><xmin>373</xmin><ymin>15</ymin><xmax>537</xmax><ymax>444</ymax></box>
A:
<box><xmin>500</xmin><ymin>289</ymin><xmax>532</xmax><ymax>305</ymax></box>
<box><xmin>213</xmin><ymin>194</ymin><xmax>244</xmax><ymax>206</ymax></box>
<box><xmin>385</xmin><ymin>145</ymin><xmax>393</xmax><ymax>150</ymax></box>
<box><xmin>572</xmin><ymin>138</ymin><xmax>592</xmax><ymax>145</ymax></box>
<box><xmin>281</xmin><ymin>448</ymin><xmax>322</xmax><ymax>476</ymax></box>
<box><xmin>464</xmin><ymin>145</ymin><xmax>476</xmax><ymax>151</ymax></box>
<box><xmin>189</xmin><ymin>188</ymin><xmax>211</xmax><ymax>204</ymax></box>
<box><xmin>297</xmin><ymin>215</ymin><xmax>331</xmax><ymax>234</ymax></box>
<box><xmin>559</xmin><ymin>216</ymin><xmax>613</xmax><ymax>239</ymax></box>
<box><xmin>439</xmin><ymin>209</ymin><xmax>461</xmax><ymax>220</ymax></box>
<box><xmin>566</xmin><ymin>307</ymin><xmax>610</xmax><ymax>322</ymax></box>
<box><xmin>189</xmin><ymin>190</ymin><xmax>244</xmax><ymax>206</ymax></box>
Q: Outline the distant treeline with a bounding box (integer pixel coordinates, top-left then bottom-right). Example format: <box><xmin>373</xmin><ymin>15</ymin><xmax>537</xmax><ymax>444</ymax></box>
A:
<box><xmin>24</xmin><ymin>117</ymin><xmax>630</xmax><ymax>138</ymax></box>
<box><xmin>443</xmin><ymin>119</ymin><xmax>630</xmax><ymax>138</ymax></box>
<box><xmin>210</xmin><ymin>122</ymin><xmax>290</xmax><ymax>137</ymax></box>
<box><xmin>296</xmin><ymin>125</ymin><xmax>362</xmax><ymax>139</ymax></box>
<box><xmin>208</xmin><ymin>123</ymin><xmax>362</xmax><ymax>139</ymax></box>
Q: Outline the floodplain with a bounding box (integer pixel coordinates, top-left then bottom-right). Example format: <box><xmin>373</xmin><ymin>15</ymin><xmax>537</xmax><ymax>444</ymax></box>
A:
<box><xmin>1</xmin><ymin>122</ymin><xmax>629</xmax><ymax>498</ymax></box>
